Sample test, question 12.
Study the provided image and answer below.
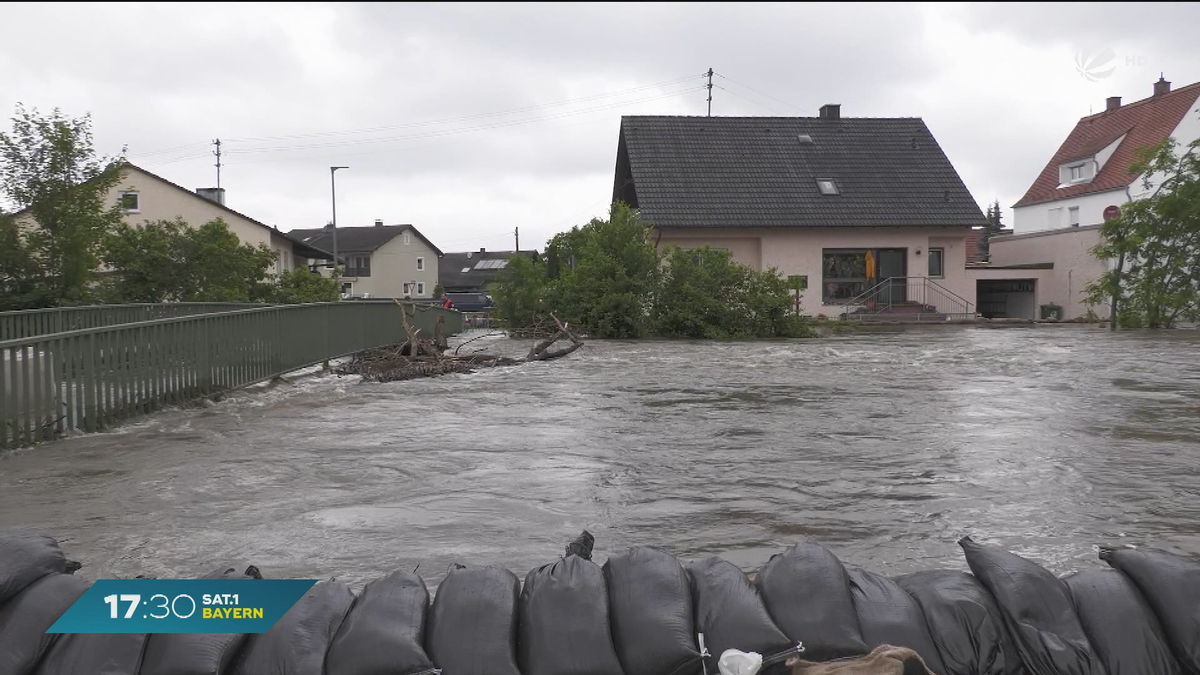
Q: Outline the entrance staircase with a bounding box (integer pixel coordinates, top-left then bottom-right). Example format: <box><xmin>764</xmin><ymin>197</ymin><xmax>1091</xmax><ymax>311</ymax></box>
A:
<box><xmin>840</xmin><ymin>277</ymin><xmax>975</xmax><ymax>323</ymax></box>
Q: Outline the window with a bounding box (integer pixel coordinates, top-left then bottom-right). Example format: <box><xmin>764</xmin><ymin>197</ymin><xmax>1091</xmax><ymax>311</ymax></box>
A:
<box><xmin>1069</xmin><ymin>206</ymin><xmax>1080</xmax><ymax>227</ymax></box>
<box><xmin>347</xmin><ymin>255</ymin><xmax>371</xmax><ymax>277</ymax></box>
<box><xmin>402</xmin><ymin>233</ymin><xmax>411</xmax><ymax>245</ymax></box>
<box><xmin>118</xmin><ymin>191</ymin><xmax>140</xmax><ymax>212</ymax></box>
<box><xmin>1069</xmin><ymin>164</ymin><xmax>1084</xmax><ymax>181</ymax></box>
<box><xmin>417</xmin><ymin>282</ymin><xmax>426</xmax><ymax>295</ymax></box>
<box><xmin>928</xmin><ymin>248</ymin><xmax>944</xmax><ymax>277</ymax></box>
<box><xmin>822</xmin><ymin>249</ymin><xmax>868</xmax><ymax>302</ymax></box>
<box><xmin>340</xmin><ymin>282</ymin><xmax>352</xmax><ymax>298</ymax></box>
<box><xmin>816</xmin><ymin>179</ymin><xmax>839</xmax><ymax>196</ymax></box>
<box><xmin>416</xmin><ymin>257</ymin><xmax>425</xmax><ymax>271</ymax></box>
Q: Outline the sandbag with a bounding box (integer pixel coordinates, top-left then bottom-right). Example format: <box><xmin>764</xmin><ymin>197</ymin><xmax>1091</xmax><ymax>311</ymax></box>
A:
<box><xmin>326</xmin><ymin>570</ymin><xmax>436</xmax><ymax>675</ymax></box>
<box><xmin>687</xmin><ymin>557</ymin><xmax>795</xmax><ymax>672</ymax></box>
<box><xmin>232</xmin><ymin>579</ymin><xmax>353</xmax><ymax>675</ymax></box>
<box><xmin>140</xmin><ymin>567</ymin><xmax>262</xmax><ymax>675</ymax></box>
<box><xmin>755</xmin><ymin>543</ymin><xmax>868</xmax><ymax>662</ymax></box>
<box><xmin>894</xmin><ymin>570</ymin><xmax>1022</xmax><ymax>675</ymax></box>
<box><xmin>426</xmin><ymin>564</ymin><xmax>521</xmax><ymax>675</ymax></box>
<box><xmin>0</xmin><ymin>531</ymin><xmax>69</xmax><ymax>605</ymax></box>
<box><xmin>604</xmin><ymin>547</ymin><xmax>702</xmax><ymax>675</ymax></box>
<box><xmin>846</xmin><ymin>568</ymin><xmax>948</xmax><ymax>675</ymax></box>
<box><xmin>0</xmin><ymin>572</ymin><xmax>89</xmax><ymax>675</ymax></box>
<box><xmin>34</xmin><ymin>633</ymin><xmax>148</xmax><ymax>675</ymax></box>
<box><xmin>960</xmin><ymin>536</ymin><xmax>1104</xmax><ymax>675</ymax></box>
<box><xmin>1063</xmin><ymin>569</ymin><xmax>1180</xmax><ymax>675</ymax></box>
<box><xmin>1100</xmin><ymin>546</ymin><xmax>1200</xmax><ymax>674</ymax></box>
<box><xmin>519</xmin><ymin>554</ymin><xmax>625</xmax><ymax>675</ymax></box>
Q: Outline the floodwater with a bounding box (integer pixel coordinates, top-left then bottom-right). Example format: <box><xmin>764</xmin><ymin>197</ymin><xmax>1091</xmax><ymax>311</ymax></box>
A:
<box><xmin>1</xmin><ymin>326</ymin><xmax>1198</xmax><ymax>588</ymax></box>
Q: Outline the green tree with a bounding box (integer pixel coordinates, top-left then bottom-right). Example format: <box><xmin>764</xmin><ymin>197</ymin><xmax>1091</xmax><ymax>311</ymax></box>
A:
<box><xmin>268</xmin><ymin>266</ymin><xmax>342</xmax><ymax>303</ymax></box>
<box><xmin>1086</xmin><ymin>137</ymin><xmax>1200</xmax><ymax>329</ymax></box>
<box><xmin>654</xmin><ymin>246</ymin><xmax>813</xmax><ymax>338</ymax></box>
<box><xmin>978</xmin><ymin>200</ymin><xmax>1005</xmax><ymax>261</ymax></box>
<box><xmin>491</xmin><ymin>254</ymin><xmax>550</xmax><ymax>329</ymax></box>
<box><xmin>0</xmin><ymin>212</ymin><xmax>44</xmax><ymax>310</ymax></box>
<box><xmin>0</xmin><ymin>105</ymin><xmax>126</xmax><ymax>306</ymax></box>
<box><xmin>102</xmin><ymin>217</ymin><xmax>278</xmax><ymax>303</ymax></box>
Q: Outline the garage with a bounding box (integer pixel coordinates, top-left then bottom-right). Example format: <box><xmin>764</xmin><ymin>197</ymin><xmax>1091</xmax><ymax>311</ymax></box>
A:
<box><xmin>977</xmin><ymin>278</ymin><xmax>1037</xmax><ymax>319</ymax></box>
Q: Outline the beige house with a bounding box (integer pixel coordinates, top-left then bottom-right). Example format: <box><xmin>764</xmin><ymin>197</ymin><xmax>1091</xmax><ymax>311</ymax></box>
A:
<box><xmin>15</xmin><ymin>163</ymin><xmax>332</xmax><ymax>274</ymax></box>
<box><xmin>613</xmin><ymin>108</ymin><xmax>989</xmax><ymax>318</ymax></box>
<box><xmin>289</xmin><ymin>221</ymin><xmax>442</xmax><ymax>299</ymax></box>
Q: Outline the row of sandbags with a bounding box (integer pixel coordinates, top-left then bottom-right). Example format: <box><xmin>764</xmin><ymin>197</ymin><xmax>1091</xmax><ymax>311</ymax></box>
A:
<box><xmin>2</xmin><ymin>530</ymin><xmax>1199</xmax><ymax>675</ymax></box>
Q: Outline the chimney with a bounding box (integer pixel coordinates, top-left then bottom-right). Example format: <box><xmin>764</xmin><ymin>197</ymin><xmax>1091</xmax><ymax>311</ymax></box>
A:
<box><xmin>195</xmin><ymin>187</ymin><xmax>226</xmax><ymax>206</ymax></box>
<box><xmin>374</xmin><ymin>219</ymin><xmax>384</xmax><ymax>227</ymax></box>
<box><xmin>819</xmin><ymin>104</ymin><xmax>841</xmax><ymax>120</ymax></box>
<box><xmin>479</xmin><ymin>247</ymin><xmax>486</xmax><ymax>253</ymax></box>
<box><xmin>1153</xmin><ymin>75</ymin><xmax>1171</xmax><ymax>97</ymax></box>
<box><xmin>1106</xmin><ymin>96</ymin><xmax>1122</xmax><ymax>112</ymax></box>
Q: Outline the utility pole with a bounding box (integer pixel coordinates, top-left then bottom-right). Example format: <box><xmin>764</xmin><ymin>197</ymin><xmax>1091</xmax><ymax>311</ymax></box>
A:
<box><xmin>706</xmin><ymin>68</ymin><xmax>713</xmax><ymax>117</ymax></box>
<box><xmin>212</xmin><ymin>139</ymin><xmax>222</xmax><ymax>188</ymax></box>
<box><xmin>330</xmin><ymin>166</ymin><xmax>348</xmax><ymax>268</ymax></box>
<box><xmin>515</xmin><ymin>226</ymin><xmax>519</xmax><ymax>251</ymax></box>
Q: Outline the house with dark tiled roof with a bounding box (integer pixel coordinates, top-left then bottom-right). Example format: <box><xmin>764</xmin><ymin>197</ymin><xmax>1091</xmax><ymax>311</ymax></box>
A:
<box><xmin>1012</xmin><ymin>76</ymin><xmax>1200</xmax><ymax>233</ymax></box>
<box><xmin>289</xmin><ymin>220</ymin><xmax>442</xmax><ymax>299</ymax></box>
<box><xmin>982</xmin><ymin>76</ymin><xmax>1200</xmax><ymax>321</ymax></box>
<box><xmin>613</xmin><ymin>105</ymin><xmax>988</xmax><ymax>318</ymax></box>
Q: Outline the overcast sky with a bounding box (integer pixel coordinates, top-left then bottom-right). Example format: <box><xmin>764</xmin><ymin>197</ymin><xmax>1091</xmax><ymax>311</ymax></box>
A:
<box><xmin>3</xmin><ymin>2</ymin><xmax>1198</xmax><ymax>253</ymax></box>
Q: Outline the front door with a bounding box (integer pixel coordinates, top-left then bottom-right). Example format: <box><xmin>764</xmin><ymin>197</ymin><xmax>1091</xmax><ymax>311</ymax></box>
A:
<box><xmin>878</xmin><ymin>249</ymin><xmax>907</xmax><ymax>304</ymax></box>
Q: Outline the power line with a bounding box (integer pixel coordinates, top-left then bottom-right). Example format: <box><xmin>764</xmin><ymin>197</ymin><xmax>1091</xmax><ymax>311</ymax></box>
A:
<box><xmin>713</xmin><ymin>72</ymin><xmax>808</xmax><ymax>114</ymax></box>
<box><xmin>712</xmin><ymin>85</ymin><xmax>793</xmax><ymax>115</ymax></box>
<box><xmin>223</xmin><ymin>74</ymin><xmax>707</xmax><ymax>145</ymax></box>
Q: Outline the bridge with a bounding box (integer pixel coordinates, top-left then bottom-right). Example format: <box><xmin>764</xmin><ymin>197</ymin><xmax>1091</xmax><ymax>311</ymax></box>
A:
<box><xmin>0</xmin><ymin>301</ymin><xmax>463</xmax><ymax>450</ymax></box>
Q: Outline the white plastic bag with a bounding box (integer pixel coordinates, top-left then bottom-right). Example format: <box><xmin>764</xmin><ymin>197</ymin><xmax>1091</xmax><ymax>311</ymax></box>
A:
<box><xmin>718</xmin><ymin>649</ymin><xmax>763</xmax><ymax>675</ymax></box>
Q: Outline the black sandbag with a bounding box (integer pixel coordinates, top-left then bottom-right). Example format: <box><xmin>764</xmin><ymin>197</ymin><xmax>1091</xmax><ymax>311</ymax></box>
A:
<box><xmin>0</xmin><ymin>572</ymin><xmax>89</xmax><ymax>675</ymax></box>
<box><xmin>232</xmin><ymin>579</ymin><xmax>353</xmax><ymax>675</ymax></box>
<box><xmin>425</xmin><ymin>564</ymin><xmax>521</xmax><ymax>675</ymax></box>
<box><xmin>755</xmin><ymin>543</ymin><xmax>868</xmax><ymax>662</ymax></box>
<box><xmin>1100</xmin><ymin>546</ymin><xmax>1200</xmax><ymax>674</ymax></box>
<box><xmin>604</xmin><ymin>547</ymin><xmax>702</xmax><ymax>675</ymax></box>
<box><xmin>687</xmin><ymin>557</ymin><xmax>794</xmax><ymax>671</ymax></box>
<box><xmin>846</xmin><ymin>568</ymin><xmax>948</xmax><ymax>675</ymax></box>
<box><xmin>0</xmin><ymin>531</ymin><xmax>68</xmax><ymax>605</ymax></box>
<box><xmin>34</xmin><ymin>633</ymin><xmax>148</xmax><ymax>675</ymax></box>
<box><xmin>519</xmin><ymin>554</ymin><xmax>625</xmax><ymax>675</ymax></box>
<box><xmin>894</xmin><ymin>570</ymin><xmax>1023</xmax><ymax>675</ymax></box>
<box><xmin>326</xmin><ymin>570</ymin><xmax>436</xmax><ymax>675</ymax></box>
<box><xmin>140</xmin><ymin>566</ymin><xmax>262</xmax><ymax>675</ymax></box>
<box><xmin>1063</xmin><ymin>569</ymin><xmax>1180</xmax><ymax>675</ymax></box>
<box><xmin>960</xmin><ymin>536</ymin><xmax>1104</xmax><ymax>675</ymax></box>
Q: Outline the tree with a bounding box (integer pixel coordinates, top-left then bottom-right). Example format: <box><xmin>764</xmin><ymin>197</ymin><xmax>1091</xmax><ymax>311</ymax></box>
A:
<box><xmin>491</xmin><ymin>254</ymin><xmax>550</xmax><ymax>329</ymax></box>
<box><xmin>1085</xmin><ymin>137</ymin><xmax>1200</xmax><ymax>329</ymax></box>
<box><xmin>0</xmin><ymin>212</ymin><xmax>44</xmax><ymax>310</ymax></box>
<box><xmin>102</xmin><ymin>217</ymin><xmax>278</xmax><ymax>303</ymax></box>
<box><xmin>268</xmin><ymin>267</ymin><xmax>341</xmax><ymax>304</ymax></box>
<box><xmin>978</xmin><ymin>200</ymin><xmax>1005</xmax><ymax>261</ymax></box>
<box><xmin>0</xmin><ymin>105</ymin><xmax>126</xmax><ymax>306</ymax></box>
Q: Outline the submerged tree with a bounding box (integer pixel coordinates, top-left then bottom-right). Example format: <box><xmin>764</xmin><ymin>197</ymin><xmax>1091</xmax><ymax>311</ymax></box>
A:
<box><xmin>1085</xmin><ymin>137</ymin><xmax>1200</xmax><ymax>329</ymax></box>
<box><xmin>0</xmin><ymin>104</ymin><xmax>126</xmax><ymax>306</ymax></box>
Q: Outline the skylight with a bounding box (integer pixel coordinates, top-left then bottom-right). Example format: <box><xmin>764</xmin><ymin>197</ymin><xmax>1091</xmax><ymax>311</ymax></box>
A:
<box><xmin>797</xmin><ymin>134</ymin><xmax>814</xmax><ymax>144</ymax></box>
<box><xmin>816</xmin><ymin>179</ymin><xmax>839</xmax><ymax>195</ymax></box>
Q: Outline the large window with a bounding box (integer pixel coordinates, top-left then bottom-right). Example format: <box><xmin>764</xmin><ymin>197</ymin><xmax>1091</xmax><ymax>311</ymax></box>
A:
<box><xmin>928</xmin><ymin>248</ymin><xmax>944</xmax><ymax>277</ymax></box>
<box><xmin>347</xmin><ymin>255</ymin><xmax>371</xmax><ymax>277</ymax></box>
<box><xmin>822</xmin><ymin>250</ymin><xmax>868</xmax><ymax>302</ymax></box>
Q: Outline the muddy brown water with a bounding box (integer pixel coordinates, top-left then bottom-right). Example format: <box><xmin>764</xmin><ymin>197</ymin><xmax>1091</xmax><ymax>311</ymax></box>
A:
<box><xmin>1</xmin><ymin>326</ymin><xmax>1198</xmax><ymax>589</ymax></box>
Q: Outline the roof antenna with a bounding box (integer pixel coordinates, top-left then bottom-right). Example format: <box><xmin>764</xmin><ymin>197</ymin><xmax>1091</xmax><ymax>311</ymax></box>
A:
<box><xmin>706</xmin><ymin>68</ymin><xmax>713</xmax><ymax>117</ymax></box>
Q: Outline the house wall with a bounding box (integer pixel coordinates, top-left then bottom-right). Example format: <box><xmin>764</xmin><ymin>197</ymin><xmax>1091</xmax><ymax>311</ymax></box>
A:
<box><xmin>108</xmin><ymin>168</ymin><xmax>294</xmax><ymax>266</ymax></box>
<box><xmin>340</xmin><ymin>231</ymin><xmax>440</xmax><ymax>299</ymax></box>
<box><xmin>656</xmin><ymin>226</ymin><xmax>974</xmax><ymax>317</ymax></box>
<box><xmin>987</xmin><ymin>225</ymin><xmax>1108</xmax><ymax>319</ymax></box>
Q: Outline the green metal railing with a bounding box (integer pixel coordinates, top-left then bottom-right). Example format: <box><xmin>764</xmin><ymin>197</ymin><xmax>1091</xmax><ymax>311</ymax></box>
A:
<box><xmin>0</xmin><ymin>302</ymin><xmax>462</xmax><ymax>450</ymax></box>
<box><xmin>0</xmin><ymin>303</ymin><xmax>267</xmax><ymax>341</ymax></box>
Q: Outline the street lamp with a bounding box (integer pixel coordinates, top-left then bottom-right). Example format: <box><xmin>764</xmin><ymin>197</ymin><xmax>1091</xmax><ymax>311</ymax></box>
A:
<box><xmin>330</xmin><ymin>166</ymin><xmax>348</xmax><ymax>267</ymax></box>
